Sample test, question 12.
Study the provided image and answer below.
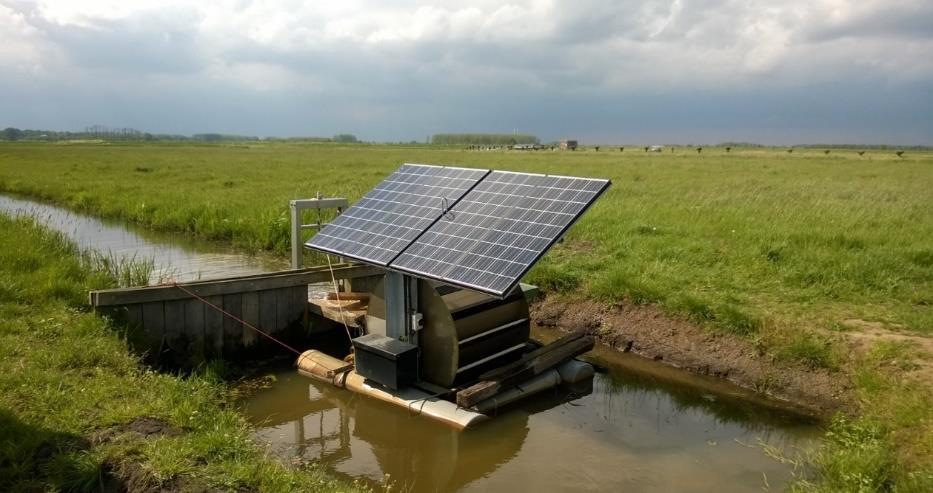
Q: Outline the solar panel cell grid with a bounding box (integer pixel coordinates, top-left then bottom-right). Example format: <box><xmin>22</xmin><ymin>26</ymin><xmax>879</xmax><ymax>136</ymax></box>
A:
<box><xmin>391</xmin><ymin>171</ymin><xmax>610</xmax><ymax>296</ymax></box>
<box><xmin>306</xmin><ymin>164</ymin><xmax>488</xmax><ymax>265</ymax></box>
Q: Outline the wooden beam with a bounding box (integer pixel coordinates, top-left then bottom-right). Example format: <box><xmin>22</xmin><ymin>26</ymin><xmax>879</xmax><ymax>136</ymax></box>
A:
<box><xmin>308</xmin><ymin>299</ymin><xmax>367</xmax><ymax>328</ymax></box>
<box><xmin>89</xmin><ymin>264</ymin><xmax>381</xmax><ymax>307</ymax></box>
<box><xmin>455</xmin><ymin>332</ymin><xmax>594</xmax><ymax>408</ymax></box>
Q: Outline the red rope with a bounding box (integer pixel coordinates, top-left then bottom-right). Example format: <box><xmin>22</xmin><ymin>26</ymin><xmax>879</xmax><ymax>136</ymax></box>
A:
<box><xmin>172</xmin><ymin>282</ymin><xmax>304</xmax><ymax>357</ymax></box>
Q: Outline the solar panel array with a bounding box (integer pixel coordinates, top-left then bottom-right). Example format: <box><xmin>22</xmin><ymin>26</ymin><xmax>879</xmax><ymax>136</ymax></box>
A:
<box><xmin>392</xmin><ymin>171</ymin><xmax>610</xmax><ymax>295</ymax></box>
<box><xmin>306</xmin><ymin>164</ymin><xmax>610</xmax><ymax>297</ymax></box>
<box><xmin>306</xmin><ymin>164</ymin><xmax>488</xmax><ymax>265</ymax></box>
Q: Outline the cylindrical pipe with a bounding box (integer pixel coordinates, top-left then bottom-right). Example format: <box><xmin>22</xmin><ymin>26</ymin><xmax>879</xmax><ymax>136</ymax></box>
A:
<box><xmin>341</xmin><ymin>371</ymin><xmax>487</xmax><ymax>430</ymax></box>
<box><xmin>557</xmin><ymin>359</ymin><xmax>595</xmax><ymax>384</ymax></box>
<box><xmin>296</xmin><ymin>351</ymin><xmax>594</xmax><ymax>428</ymax></box>
<box><xmin>472</xmin><ymin>370</ymin><xmax>562</xmax><ymax>414</ymax></box>
<box><xmin>296</xmin><ymin>350</ymin><xmax>488</xmax><ymax>430</ymax></box>
<box><xmin>471</xmin><ymin>359</ymin><xmax>594</xmax><ymax>414</ymax></box>
<box><xmin>296</xmin><ymin>350</ymin><xmax>351</xmax><ymax>383</ymax></box>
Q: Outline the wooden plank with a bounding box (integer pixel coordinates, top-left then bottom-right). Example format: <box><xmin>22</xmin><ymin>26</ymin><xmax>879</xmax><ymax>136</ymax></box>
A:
<box><xmin>275</xmin><ymin>287</ymin><xmax>293</xmax><ymax>331</ymax></box>
<box><xmin>294</xmin><ymin>285</ymin><xmax>308</xmax><ymax>330</ymax></box>
<box><xmin>90</xmin><ymin>264</ymin><xmax>382</xmax><ymax>306</ymax></box>
<box><xmin>308</xmin><ymin>299</ymin><xmax>366</xmax><ymax>328</ymax></box>
<box><xmin>203</xmin><ymin>296</ymin><xmax>224</xmax><ymax>358</ymax></box>
<box><xmin>163</xmin><ymin>300</ymin><xmax>186</xmax><ymax>356</ymax></box>
<box><xmin>456</xmin><ymin>333</ymin><xmax>594</xmax><ymax>408</ymax></box>
<box><xmin>141</xmin><ymin>302</ymin><xmax>165</xmax><ymax>355</ymax></box>
<box><xmin>222</xmin><ymin>293</ymin><xmax>243</xmax><ymax>358</ymax></box>
<box><xmin>281</xmin><ymin>287</ymin><xmax>294</xmax><ymax>328</ymax></box>
<box><xmin>259</xmin><ymin>289</ymin><xmax>277</xmax><ymax>339</ymax></box>
<box><xmin>241</xmin><ymin>291</ymin><xmax>260</xmax><ymax>347</ymax></box>
<box><xmin>92</xmin><ymin>264</ymin><xmax>374</xmax><ymax>306</ymax></box>
<box><xmin>184</xmin><ymin>298</ymin><xmax>206</xmax><ymax>361</ymax></box>
<box><xmin>477</xmin><ymin>332</ymin><xmax>585</xmax><ymax>381</ymax></box>
<box><xmin>124</xmin><ymin>304</ymin><xmax>144</xmax><ymax>328</ymax></box>
<box><xmin>121</xmin><ymin>304</ymin><xmax>146</xmax><ymax>352</ymax></box>
<box><xmin>326</xmin><ymin>292</ymin><xmax>370</xmax><ymax>301</ymax></box>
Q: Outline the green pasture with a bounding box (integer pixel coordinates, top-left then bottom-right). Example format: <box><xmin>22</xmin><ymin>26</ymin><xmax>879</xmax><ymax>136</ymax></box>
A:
<box><xmin>0</xmin><ymin>141</ymin><xmax>931</xmax><ymax>491</ymax></box>
<box><xmin>0</xmin><ymin>142</ymin><xmax>929</xmax><ymax>342</ymax></box>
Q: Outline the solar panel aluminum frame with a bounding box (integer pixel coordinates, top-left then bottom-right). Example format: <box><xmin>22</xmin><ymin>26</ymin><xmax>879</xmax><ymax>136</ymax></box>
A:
<box><xmin>389</xmin><ymin>171</ymin><xmax>611</xmax><ymax>298</ymax></box>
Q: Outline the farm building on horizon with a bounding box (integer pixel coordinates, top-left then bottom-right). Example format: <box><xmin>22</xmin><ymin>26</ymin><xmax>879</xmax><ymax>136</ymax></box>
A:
<box><xmin>512</xmin><ymin>143</ymin><xmax>543</xmax><ymax>150</ymax></box>
<box><xmin>559</xmin><ymin>139</ymin><xmax>578</xmax><ymax>150</ymax></box>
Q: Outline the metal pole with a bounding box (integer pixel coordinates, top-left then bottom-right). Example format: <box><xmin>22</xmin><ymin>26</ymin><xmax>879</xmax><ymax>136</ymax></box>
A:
<box><xmin>384</xmin><ymin>272</ymin><xmax>407</xmax><ymax>340</ymax></box>
<box><xmin>290</xmin><ymin>200</ymin><xmax>301</xmax><ymax>269</ymax></box>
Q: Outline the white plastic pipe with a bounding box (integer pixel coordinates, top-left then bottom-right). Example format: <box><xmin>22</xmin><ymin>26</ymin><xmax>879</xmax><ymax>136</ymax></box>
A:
<box><xmin>296</xmin><ymin>350</ymin><xmax>593</xmax><ymax>429</ymax></box>
<box><xmin>297</xmin><ymin>350</ymin><xmax>488</xmax><ymax>430</ymax></box>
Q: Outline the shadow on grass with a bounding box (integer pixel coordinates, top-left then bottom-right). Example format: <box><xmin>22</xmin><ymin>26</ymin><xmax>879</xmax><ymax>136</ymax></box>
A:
<box><xmin>0</xmin><ymin>408</ymin><xmax>122</xmax><ymax>492</ymax></box>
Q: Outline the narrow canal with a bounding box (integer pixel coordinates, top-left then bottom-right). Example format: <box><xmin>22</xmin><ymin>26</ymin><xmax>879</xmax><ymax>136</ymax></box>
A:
<box><xmin>0</xmin><ymin>194</ymin><xmax>287</xmax><ymax>282</ymax></box>
<box><xmin>1</xmin><ymin>194</ymin><xmax>821</xmax><ymax>492</ymax></box>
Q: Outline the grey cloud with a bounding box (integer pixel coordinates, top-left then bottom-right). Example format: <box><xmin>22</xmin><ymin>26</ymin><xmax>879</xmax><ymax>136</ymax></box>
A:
<box><xmin>805</xmin><ymin>2</ymin><xmax>933</xmax><ymax>42</ymax></box>
<box><xmin>0</xmin><ymin>0</ymin><xmax>930</xmax><ymax>145</ymax></box>
<box><xmin>7</xmin><ymin>1</ymin><xmax>207</xmax><ymax>74</ymax></box>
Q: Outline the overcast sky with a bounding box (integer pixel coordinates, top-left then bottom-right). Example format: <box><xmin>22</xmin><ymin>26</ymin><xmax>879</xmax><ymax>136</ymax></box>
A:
<box><xmin>1</xmin><ymin>0</ymin><xmax>931</xmax><ymax>144</ymax></box>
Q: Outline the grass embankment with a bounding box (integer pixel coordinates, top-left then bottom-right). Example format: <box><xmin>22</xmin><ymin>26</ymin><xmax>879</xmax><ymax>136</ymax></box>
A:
<box><xmin>791</xmin><ymin>342</ymin><xmax>932</xmax><ymax>492</ymax></box>
<box><xmin>1</xmin><ymin>142</ymin><xmax>931</xmax><ymax>490</ymax></box>
<box><xmin>0</xmin><ymin>213</ymin><xmax>363</xmax><ymax>492</ymax></box>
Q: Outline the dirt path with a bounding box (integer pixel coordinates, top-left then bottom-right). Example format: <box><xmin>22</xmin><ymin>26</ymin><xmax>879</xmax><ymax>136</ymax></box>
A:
<box><xmin>531</xmin><ymin>297</ymin><xmax>854</xmax><ymax>417</ymax></box>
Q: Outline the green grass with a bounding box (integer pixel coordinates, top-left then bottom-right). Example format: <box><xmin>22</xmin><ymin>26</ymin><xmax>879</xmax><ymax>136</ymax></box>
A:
<box><xmin>791</xmin><ymin>342</ymin><xmax>933</xmax><ymax>492</ymax></box>
<box><xmin>82</xmin><ymin>251</ymin><xmax>155</xmax><ymax>288</ymax></box>
<box><xmin>0</xmin><ymin>213</ymin><xmax>364</xmax><ymax>492</ymax></box>
<box><xmin>1</xmin><ymin>141</ymin><xmax>931</xmax><ymax>490</ymax></box>
<box><xmin>1</xmin><ymin>142</ymin><xmax>929</xmax><ymax>340</ymax></box>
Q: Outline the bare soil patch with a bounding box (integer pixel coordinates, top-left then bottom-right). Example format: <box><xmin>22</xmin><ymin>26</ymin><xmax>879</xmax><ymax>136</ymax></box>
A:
<box><xmin>90</xmin><ymin>418</ymin><xmax>223</xmax><ymax>493</ymax></box>
<box><xmin>92</xmin><ymin>416</ymin><xmax>182</xmax><ymax>445</ymax></box>
<box><xmin>840</xmin><ymin>319</ymin><xmax>933</xmax><ymax>383</ymax></box>
<box><xmin>531</xmin><ymin>297</ymin><xmax>853</xmax><ymax>416</ymax></box>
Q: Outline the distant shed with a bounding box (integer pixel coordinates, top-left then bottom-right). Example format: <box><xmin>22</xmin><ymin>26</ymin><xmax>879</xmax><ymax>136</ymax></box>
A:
<box><xmin>559</xmin><ymin>139</ymin><xmax>578</xmax><ymax>150</ymax></box>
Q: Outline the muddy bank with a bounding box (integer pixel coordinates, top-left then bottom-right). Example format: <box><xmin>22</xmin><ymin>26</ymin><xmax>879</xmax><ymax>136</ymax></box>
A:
<box><xmin>531</xmin><ymin>297</ymin><xmax>852</xmax><ymax>417</ymax></box>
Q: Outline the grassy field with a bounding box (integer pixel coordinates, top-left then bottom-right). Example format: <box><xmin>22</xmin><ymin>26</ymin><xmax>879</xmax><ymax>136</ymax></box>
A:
<box><xmin>0</xmin><ymin>213</ymin><xmax>364</xmax><ymax>491</ymax></box>
<box><xmin>0</xmin><ymin>142</ymin><xmax>929</xmax><ymax>338</ymax></box>
<box><xmin>1</xmin><ymin>141</ymin><xmax>931</xmax><ymax>490</ymax></box>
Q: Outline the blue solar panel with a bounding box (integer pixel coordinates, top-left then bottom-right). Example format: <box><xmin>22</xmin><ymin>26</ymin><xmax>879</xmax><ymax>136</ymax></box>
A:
<box><xmin>306</xmin><ymin>164</ymin><xmax>489</xmax><ymax>265</ymax></box>
<box><xmin>391</xmin><ymin>171</ymin><xmax>610</xmax><ymax>296</ymax></box>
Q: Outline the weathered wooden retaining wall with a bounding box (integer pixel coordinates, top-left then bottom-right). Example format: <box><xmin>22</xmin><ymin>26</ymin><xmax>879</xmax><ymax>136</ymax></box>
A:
<box><xmin>89</xmin><ymin>264</ymin><xmax>382</xmax><ymax>366</ymax></box>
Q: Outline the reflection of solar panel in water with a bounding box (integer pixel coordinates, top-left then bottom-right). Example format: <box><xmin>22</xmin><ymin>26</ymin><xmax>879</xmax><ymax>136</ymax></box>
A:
<box><xmin>392</xmin><ymin>171</ymin><xmax>611</xmax><ymax>296</ymax></box>
<box><xmin>306</xmin><ymin>164</ymin><xmax>489</xmax><ymax>265</ymax></box>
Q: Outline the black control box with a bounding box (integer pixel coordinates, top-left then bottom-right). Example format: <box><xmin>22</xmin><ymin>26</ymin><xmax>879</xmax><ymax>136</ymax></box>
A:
<box><xmin>352</xmin><ymin>333</ymin><xmax>418</xmax><ymax>390</ymax></box>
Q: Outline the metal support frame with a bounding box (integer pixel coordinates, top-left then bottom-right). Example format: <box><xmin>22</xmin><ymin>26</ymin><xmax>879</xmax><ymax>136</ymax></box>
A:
<box><xmin>384</xmin><ymin>272</ymin><xmax>419</xmax><ymax>343</ymax></box>
<box><xmin>289</xmin><ymin>196</ymin><xmax>348</xmax><ymax>269</ymax></box>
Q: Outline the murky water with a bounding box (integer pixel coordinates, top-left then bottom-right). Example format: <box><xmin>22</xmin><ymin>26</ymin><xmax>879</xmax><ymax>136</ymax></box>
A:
<box><xmin>2</xmin><ymin>193</ymin><xmax>821</xmax><ymax>492</ymax></box>
<box><xmin>0</xmin><ymin>194</ymin><xmax>288</xmax><ymax>283</ymax></box>
<box><xmin>243</xmin><ymin>329</ymin><xmax>819</xmax><ymax>493</ymax></box>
